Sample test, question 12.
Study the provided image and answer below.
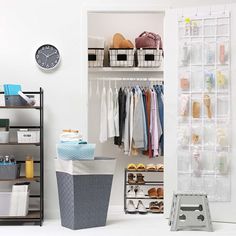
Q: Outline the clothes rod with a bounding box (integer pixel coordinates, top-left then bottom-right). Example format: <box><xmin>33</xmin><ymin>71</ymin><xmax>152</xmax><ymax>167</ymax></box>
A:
<box><xmin>88</xmin><ymin>78</ymin><xmax>164</xmax><ymax>82</ymax></box>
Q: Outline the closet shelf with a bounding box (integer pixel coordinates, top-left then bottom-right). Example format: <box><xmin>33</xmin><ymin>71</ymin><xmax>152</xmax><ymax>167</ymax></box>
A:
<box><xmin>0</xmin><ymin>106</ymin><xmax>40</xmax><ymax>110</ymax></box>
<box><xmin>0</xmin><ymin>211</ymin><xmax>41</xmax><ymax>221</ymax></box>
<box><xmin>0</xmin><ymin>176</ymin><xmax>40</xmax><ymax>182</ymax></box>
<box><xmin>125</xmin><ymin>169</ymin><xmax>163</xmax><ymax>173</ymax></box>
<box><xmin>0</xmin><ymin>142</ymin><xmax>40</xmax><ymax>146</ymax></box>
<box><xmin>126</xmin><ymin>181</ymin><xmax>163</xmax><ymax>186</ymax></box>
<box><xmin>126</xmin><ymin>196</ymin><xmax>164</xmax><ymax>200</ymax></box>
<box><xmin>88</xmin><ymin>67</ymin><xmax>163</xmax><ymax>73</ymax></box>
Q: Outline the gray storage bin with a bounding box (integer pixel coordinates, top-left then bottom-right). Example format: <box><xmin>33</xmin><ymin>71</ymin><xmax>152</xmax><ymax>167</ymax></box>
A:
<box><xmin>55</xmin><ymin>157</ymin><xmax>116</xmax><ymax>230</ymax></box>
<box><xmin>5</xmin><ymin>95</ymin><xmax>34</xmax><ymax>106</ymax></box>
<box><xmin>0</xmin><ymin>164</ymin><xmax>21</xmax><ymax>180</ymax></box>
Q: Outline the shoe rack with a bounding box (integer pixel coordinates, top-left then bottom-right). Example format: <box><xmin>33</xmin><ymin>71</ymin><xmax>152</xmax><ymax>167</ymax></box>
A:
<box><xmin>177</xmin><ymin>11</ymin><xmax>231</xmax><ymax>201</ymax></box>
<box><xmin>124</xmin><ymin>168</ymin><xmax>164</xmax><ymax>214</ymax></box>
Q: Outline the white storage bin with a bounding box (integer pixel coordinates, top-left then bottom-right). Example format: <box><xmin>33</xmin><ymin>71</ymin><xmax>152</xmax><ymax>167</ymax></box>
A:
<box><xmin>17</xmin><ymin>130</ymin><xmax>40</xmax><ymax>143</ymax></box>
<box><xmin>109</xmin><ymin>48</ymin><xmax>135</xmax><ymax>67</ymax></box>
<box><xmin>0</xmin><ymin>131</ymin><xmax>9</xmax><ymax>143</ymax></box>
<box><xmin>88</xmin><ymin>48</ymin><xmax>104</xmax><ymax>67</ymax></box>
<box><xmin>137</xmin><ymin>48</ymin><xmax>162</xmax><ymax>67</ymax></box>
<box><xmin>0</xmin><ymin>191</ymin><xmax>29</xmax><ymax>216</ymax></box>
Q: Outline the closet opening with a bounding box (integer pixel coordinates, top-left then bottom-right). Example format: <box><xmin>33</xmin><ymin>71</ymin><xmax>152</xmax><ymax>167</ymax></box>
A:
<box><xmin>87</xmin><ymin>10</ymin><xmax>165</xmax><ymax>214</ymax></box>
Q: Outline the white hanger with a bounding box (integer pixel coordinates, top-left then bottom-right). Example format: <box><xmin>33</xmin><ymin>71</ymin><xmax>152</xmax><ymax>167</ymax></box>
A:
<box><xmin>89</xmin><ymin>80</ymin><xmax>92</xmax><ymax>98</ymax></box>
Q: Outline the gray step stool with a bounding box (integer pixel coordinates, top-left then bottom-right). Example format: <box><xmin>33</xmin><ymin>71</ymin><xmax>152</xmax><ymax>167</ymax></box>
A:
<box><xmin>169</xmin><ymin>192</ymin><xmax>213</xmax><ymax>231</ymax></box>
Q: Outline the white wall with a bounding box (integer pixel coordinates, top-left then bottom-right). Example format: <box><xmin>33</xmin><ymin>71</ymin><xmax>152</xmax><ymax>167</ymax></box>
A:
<box><xmin>0</xmin><ymin>0</ymin><xmax>235</xmax><ymax>219</ymax></box>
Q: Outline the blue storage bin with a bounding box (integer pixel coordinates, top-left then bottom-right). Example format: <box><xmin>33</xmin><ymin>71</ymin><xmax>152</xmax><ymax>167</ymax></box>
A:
<box><xmin>57</xmin><ymin>143</ymin><xmax>96</xmax><ymax>160</ymax></box>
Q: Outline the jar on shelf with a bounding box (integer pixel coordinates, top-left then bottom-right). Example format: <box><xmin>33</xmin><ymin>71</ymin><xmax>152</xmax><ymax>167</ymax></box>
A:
<box><xmin>25</xmin><ymin>155</ymin><xmax>34</xmax><ymax>178</ymax></box>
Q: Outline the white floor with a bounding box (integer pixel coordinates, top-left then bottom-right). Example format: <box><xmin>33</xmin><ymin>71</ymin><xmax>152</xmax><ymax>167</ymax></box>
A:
<box><xmin>1</xmin><ymin>210</ymin><xmax>236</xmax><ymax>236</ymax></box>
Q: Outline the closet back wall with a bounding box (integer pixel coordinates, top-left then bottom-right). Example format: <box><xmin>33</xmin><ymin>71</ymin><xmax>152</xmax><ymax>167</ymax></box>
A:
<box><xmin>0</xmin><ymin>0</ymin><xmax>231</xmax><ymax>219</ymax></box>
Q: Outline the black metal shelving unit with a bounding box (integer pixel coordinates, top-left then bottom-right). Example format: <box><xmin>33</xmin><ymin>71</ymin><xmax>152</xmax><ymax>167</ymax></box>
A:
<box><xmin>0</xmin><ymin>88</ymin><xmax>44</xmax><ymax>226</ymax></box>
<box><xmin>124</xmin><ymin>168</ymin><xmax>164</xmax><ymax>214</ymax></box>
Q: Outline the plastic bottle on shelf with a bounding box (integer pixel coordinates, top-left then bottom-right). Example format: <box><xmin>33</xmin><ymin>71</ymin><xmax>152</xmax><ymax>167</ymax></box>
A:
<box><xmin>25</xmin><ymin>155</ymin><xmax>34</xmax><ymax>178</ymax></box>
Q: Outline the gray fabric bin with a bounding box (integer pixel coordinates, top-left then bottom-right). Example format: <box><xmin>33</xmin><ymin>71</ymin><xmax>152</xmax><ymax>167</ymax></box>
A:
<box><xmin>0</xmin><ymin>164</ymin><xmax>21</xmax><ymax>180</ymax></box>
<box><xmin>5</xmin><ymin>95</ymin><xmax>34</xmax><ymax>106</ymax></box>
<box><xmin>55</xmin><ymin>157</ymin><xmax>116</xmax><ymax>230</ymax></box>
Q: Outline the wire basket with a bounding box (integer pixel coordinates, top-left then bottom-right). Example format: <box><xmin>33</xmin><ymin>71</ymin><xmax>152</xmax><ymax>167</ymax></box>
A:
<box><xmin>109</xmin><ymin>48</ymin><xmax>135</xmax><ymax>67</ymax></box>
<box><xmin>56</xmin><ymin>143</ymin><xmax>96</xmax><ymax>160</ymax></box>
<box><xmin>137</xmin><ymin>48</ymin><xmax>162</xmax><ymax>67</ymax></box>
<box><xmin>88</xmin><ymin>48</ymin><xmax>104</xmax><ymax>67</ymax></box>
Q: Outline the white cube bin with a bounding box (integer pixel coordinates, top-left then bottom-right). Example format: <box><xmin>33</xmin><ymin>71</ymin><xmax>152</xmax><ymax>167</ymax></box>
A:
<box><xmin>0</xmin><ymin>192</ymin><xmax>29</xmax><ymax>216</ymax></box>
<box><xmin>0</xmin><ymin>131</ymin><xmax>10</xmax><ymax>143</ymax></box>
<box><xmin>17</xmin><ymin>130</ymin><xmax>40</xmax><ymax>143</ymax></box>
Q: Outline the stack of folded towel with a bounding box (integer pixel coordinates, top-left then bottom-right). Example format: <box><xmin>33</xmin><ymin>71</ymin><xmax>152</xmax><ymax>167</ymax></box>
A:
<box><xmin>57</xmin><ymin>130</ymin><xmax>95</xmax><ymax>160</ymax></box>
<box><xmin>60</xmin><ymin>129</ymin><xmax>85</xmax><ymax>144</ymax></box>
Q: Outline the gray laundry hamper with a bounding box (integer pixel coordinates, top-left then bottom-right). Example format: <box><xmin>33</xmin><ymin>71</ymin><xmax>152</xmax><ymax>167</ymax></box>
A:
<box><xmin>55</xmin><ymin>157</ymin><xmax>116</xmax><ymax>230</ymax></box>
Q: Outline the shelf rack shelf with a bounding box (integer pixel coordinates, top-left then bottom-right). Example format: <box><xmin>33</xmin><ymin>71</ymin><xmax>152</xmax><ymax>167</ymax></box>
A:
<box><xmin>0</xmin><ymin>88</ymin><xmax>44</xmax><ymax>226</ymax></box>
<box><xmin>88</xmin><ymin>67</ymin><xmax>164</xmax><ymax>73</ymax></box>
<box><xmin>124</xmin><ymin>168</ymin><xmax>164</xmax><ymax>214</ymax></box>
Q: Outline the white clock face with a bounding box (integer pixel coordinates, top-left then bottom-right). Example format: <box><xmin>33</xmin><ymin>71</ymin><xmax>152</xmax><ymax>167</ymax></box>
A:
<box><xmin>35</xmin><ymin>44</ymin><xmax>60</xmax><ymax>70</ymax></box>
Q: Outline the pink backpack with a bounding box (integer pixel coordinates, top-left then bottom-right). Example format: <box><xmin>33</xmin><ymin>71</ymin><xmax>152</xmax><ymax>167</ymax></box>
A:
<box><xmin>135</xmin><ymin>31</ymin><xmax>163</xmax><ymax>49</ymax></box>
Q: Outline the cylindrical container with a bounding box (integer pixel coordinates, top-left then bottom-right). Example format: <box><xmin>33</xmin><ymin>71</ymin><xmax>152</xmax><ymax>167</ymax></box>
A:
<box><xmin>25</xmin><ymin>155</ymin><xmax>34</xmax><ymax>178</ymax></box>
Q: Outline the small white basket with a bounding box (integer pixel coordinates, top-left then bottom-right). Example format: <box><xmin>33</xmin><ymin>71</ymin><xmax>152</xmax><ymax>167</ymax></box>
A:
<box><xmin>137</xmin><ymin>48</ymin><xmax>162</xmax><ymax>67</ymax></box>
<box><xmin>0</xmin><ymin>131</ymin><xmax>9</xmax><ymax>143</ymax></box>
<box><xmin>0</xmin><ymin>191</ymin><xmax>29</xmax><ymax>216</ymax></box>
<box><xmin>88</xmin><ymin>48</ymin><xmax>104</xmax><ymax>67</ymax></box>
<box><xmin>17</xmin><ymin>130</ymin><xmax>40</xmax><ymax>143</ymax></box>
<box><xmin>109</xmin><ymin>48</ymin><xmax>135</xmax><ymax>67</ymax></box>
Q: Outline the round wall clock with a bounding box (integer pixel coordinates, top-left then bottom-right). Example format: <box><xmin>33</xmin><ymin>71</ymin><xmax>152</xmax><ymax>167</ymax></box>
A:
<box><xmin>35</xmin><ymin>44</ymin><xmax>60</xmax><ymax>70</ymax></box>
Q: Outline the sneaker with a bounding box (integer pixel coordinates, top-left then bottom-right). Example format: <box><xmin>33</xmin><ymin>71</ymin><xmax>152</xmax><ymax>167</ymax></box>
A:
<box><xmin>137</xmin><ymin>200</ymin><xmax>147</xmax><ymax>214</ymax></box>
<box><xmin>127</xmin><ymin>200</ymin><xmax>136</xmax><ymax>214</ymax></box>
<box><xmin>127</xmin><ymin>186</ymin><xmax>136</xmax><ymax>198</ymax></box>
<box><xmin>135</xmin><ymin>186</ymin><xmax>145</xmax><ymax>198</ymax></box>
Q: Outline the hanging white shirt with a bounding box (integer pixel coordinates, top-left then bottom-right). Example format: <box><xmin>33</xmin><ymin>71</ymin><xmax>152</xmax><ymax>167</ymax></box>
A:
<box><xmin>107</xmin><ymin>87</ymin><xmax>115</xmax><ymax>138</ymax></box>
<box><xmin>99</xmin><ymin>87</ymin><xmax>108</xmax><ymax>143</ymax></box>
<box><xmin>113</xmin><ymin>88</ymin><xmax>119</xmax><ymax>137</ymax></box>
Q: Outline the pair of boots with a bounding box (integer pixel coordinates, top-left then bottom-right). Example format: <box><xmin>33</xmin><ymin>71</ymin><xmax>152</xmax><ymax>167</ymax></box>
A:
<box><xmin>128</xmin><ymin>173</ymin><xmax>145</xmax><ymax>184</ymax></box>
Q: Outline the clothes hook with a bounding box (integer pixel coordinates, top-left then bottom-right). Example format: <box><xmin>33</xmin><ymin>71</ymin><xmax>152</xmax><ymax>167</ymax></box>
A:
<box><xmin>209</xmin><ymin>6</ymin><xmax>212</xmax><ymax>16</ymax></box>
<box><xmin>195</xmin><ymin>8</ymin><xmax>198</xmax><ymax>17</ymax></box>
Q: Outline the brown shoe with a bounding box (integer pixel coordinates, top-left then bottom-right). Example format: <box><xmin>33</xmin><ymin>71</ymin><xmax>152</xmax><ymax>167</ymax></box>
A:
<box><xmin>136</xmin><ymin>173</ymin><xmax>145</xmax><ymax>184</ymax></box>
<box><xmin>128</xmin><ymin>173</ymin><xmax>136</xmax><ymax>184</ymax></box>
<box><xmin>148</xmin><ymin>188</ymin><xmax>158</xmax><ymax>198</ymax></box>
<box><xmin>157</xmin><ymin>188</ymin><xmax>164</xmax><ymax>199</ymax></box>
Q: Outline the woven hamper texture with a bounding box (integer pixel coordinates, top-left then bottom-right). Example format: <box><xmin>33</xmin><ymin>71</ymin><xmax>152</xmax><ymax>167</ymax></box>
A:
<box><xmin>56</xmin><ymin>172</ymin><xmax>113</xmax><ymax>230</ymax></box>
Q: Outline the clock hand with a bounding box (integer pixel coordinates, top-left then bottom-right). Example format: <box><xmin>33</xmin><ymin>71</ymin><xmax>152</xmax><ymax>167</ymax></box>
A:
<box><xmin>41</xmin><ymin>52</ymin><xmax>47</xmax><ymax>57</ymax></box>
<box><xmin>48</xmin><ymin>52</ymin><xmax>57</xmax><ymax>57</ymax></box>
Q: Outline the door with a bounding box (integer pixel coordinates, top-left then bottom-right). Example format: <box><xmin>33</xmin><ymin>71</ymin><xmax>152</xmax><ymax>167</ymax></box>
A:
<box><xmin>164</xmin><ymin>5</ymin><xmax>236</xmax><ymax>223</ymax></box>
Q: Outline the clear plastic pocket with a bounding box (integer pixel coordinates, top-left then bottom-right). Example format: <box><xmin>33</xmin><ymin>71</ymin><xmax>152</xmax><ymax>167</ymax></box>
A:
<box><xmin>203</xmin><ymin>94</ymin><xmax>215</xmax><ymax>119</ymax></box>
<box><xmin>217</xmin><ymin>40</ymin><xmax>229</xmax><ymax>65</ymax></box>
<box><xmin>217</xmin><ymin>95</ymin><xmax>229</xmax><ymax>117</ymax></box>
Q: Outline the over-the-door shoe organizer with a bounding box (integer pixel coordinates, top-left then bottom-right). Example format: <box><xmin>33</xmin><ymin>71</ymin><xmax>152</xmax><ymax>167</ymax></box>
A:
<box><xmin>177</xmin><ymin>12</ymin><xmax>231</xmax><ymax>201</ymax></box>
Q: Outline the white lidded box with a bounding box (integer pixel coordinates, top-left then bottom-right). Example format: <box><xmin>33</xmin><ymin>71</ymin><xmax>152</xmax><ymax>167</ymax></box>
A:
<box><xmin>109</xmin><ymin>48</ymin><xmax>135</xmax><ymax>67</ymax></box>
<box><xmin>88</xmin><ymin>48</ymin><xmax>104</xmax><ymax>67</ymax></box>
<box><xmin>0</xmin><ymin>131</ymin><xmax>10</xmax><ymax>143</ymax></box>
<box><xmin>17</xmin><ymin>129</ymin><xmax>40</xmax><ymax>143</ymax></box>
<box><xmin>137</xmin><ymin>48</ymin><xmax>162</xmax><ymax>67</ymax></box>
